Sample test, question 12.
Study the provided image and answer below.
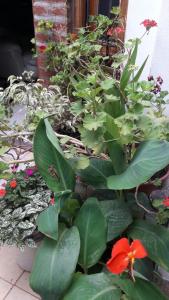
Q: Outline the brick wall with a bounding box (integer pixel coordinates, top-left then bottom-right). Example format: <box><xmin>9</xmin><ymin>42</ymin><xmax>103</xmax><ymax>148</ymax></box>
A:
<box><xmin>32</xmin><ymin>0</ymin><xmax>68</xmax><ymax>84</ymax></box>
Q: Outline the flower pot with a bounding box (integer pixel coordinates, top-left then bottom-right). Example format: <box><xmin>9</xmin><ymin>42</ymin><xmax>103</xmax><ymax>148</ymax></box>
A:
<box><xmin>16</xmin><ymin>243</ymin><xmax>40</xmax><ymax>272</ymax></box>
<box><xmin>157</xmin><ymin>266</ymin><xmax>169</xmax><ymax>282</ymax></box>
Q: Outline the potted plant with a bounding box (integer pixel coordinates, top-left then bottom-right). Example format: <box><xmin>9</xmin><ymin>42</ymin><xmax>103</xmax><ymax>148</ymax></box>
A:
<box><xmin>26</xmin><ymin>15</ymin><xmax>169</xmax><ymax>299</ymax></box>
<box><xmin>0</xmin><ymin>165</ymin><xmax>52</xmax><ymax>271</ymax></box>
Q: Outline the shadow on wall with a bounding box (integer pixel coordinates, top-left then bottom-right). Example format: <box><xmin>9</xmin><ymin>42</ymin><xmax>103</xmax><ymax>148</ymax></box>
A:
<box><xmin>0</xmin><ymin>0</ymin><xmax>37</xmax><ymax>87</ymax></box>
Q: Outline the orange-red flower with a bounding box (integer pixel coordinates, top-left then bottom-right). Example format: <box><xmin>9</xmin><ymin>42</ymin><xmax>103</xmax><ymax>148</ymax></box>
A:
<box><xmin>106</xmin><ymin>238</ymin><xmax>147</xmax><ymax>275</ymax></box>
<box><xmin>10</xmin><ymin>180</ymin><xmax>17</xmax><ymax>189</ymax></box>
<box><xmin>163</xmin><ymin>197</ymin><xmax>169</xmax><ymax>207</ymax></box>
<box><xmin>0</xmin><ymin>189</ymin><xmax>6</xmax><ymax>198</ymax></box>
<box><xmin>141</xmin><ymin>19</ymin><xmax>157</xmax><ymax>30</ymax></box>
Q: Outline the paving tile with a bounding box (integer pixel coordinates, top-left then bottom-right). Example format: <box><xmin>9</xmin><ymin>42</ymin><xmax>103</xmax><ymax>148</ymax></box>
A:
<box><xmin>5</xmin><ymin>286</ymin><xmax>38</xmax><ymax>300</ymax></box>
<box><xmin>0</xmin><ymin>278</ymin><xmax>12</xmax><ymax>300</ymax></box>
<box><xmin>0</xmin><ymin>247</ymin><xmax>23</xmax><ymax>284</ymax></box>
<box><xmin>16</xmin><ymin>272</ymin><xmax>40</xmax><ymax>299</ymax></box>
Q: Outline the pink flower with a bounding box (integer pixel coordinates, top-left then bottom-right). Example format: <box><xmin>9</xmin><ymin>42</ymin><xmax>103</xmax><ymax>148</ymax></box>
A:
<box><xmin>141</xmin><ymin>19</ymin><xmax>157</xmax><ymax>30</ymax></box>
<box><xmin>107</xmin><ymin>26</ymin><xmax>124</xmax><ymax>36</ymax></box>
<box><xmin>50</xmin><ymin>197</ymin><xmax>55</xmax><ymax>205</ymax></box>
<box><xmin>25</xmin><ymin>168</ymin><xmax>34</xmax><ymax>177</ymax></box>
<box><xmin>163</xmin><ymin>197</ymin><xmax>169</xmax><ymax>207</ymax></box>
<box><xmin>0</xmin><ymin>189</ymin><xmax>6</xmax><ymax>198</ymax></box>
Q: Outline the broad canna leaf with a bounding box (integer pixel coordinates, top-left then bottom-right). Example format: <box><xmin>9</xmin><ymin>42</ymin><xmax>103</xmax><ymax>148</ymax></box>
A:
<box><xmin>33</xmin><ymin>119</ymin><xmax>75</xmax><ymax>192</ymax></box>
<box><xmin>120</xmin><ymin>39</ymin><xmax>139</xmax><ymax>91</ymax></box>
<box><xmin>115</xmin><ymin>276</ymin><xmax>167</xmax><ymax>300</ymax></box>
<box><xmin>30</xmin><ymin>226</ymin><xmax>80</xmax><ymax>300</ymax></box>
<box><xmin>74</xmin><ymin>198</ymin><xmax>107</xmax><ymax>269</ymax></box>
<box><xmin>100</xmin><ymin>200</ymin><xmax>133</xmax><ymax>241</ymax></box>
<box><xmin>36</xmin><ymin>201</ymin><xmax>60</xmax><ymax>241</ymax></box>
<box><xmin>107</xmin><ymin>140</ymin><xmax>169</xmax><ymax>190</ymax></box>
<box><xmin>128</xmin><ymin>219</ymin><xmax>169</xmax><ymax>272</ymax></box>
<box><xmin>77</xmin><ymin>158</ymin><xmax>114</xmax><ymax>188</ymax></box>
<box><xmin>64</xmin><ymin>273</ymin><xmax>121</xmax><ymax>300</ymax></box>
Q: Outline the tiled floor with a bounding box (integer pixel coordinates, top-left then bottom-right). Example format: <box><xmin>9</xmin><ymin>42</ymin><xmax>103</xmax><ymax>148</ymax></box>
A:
<box><xmin>0</xmin><ymin>246</ymin><xmax>40</xmax><ymax>299</ymax></box>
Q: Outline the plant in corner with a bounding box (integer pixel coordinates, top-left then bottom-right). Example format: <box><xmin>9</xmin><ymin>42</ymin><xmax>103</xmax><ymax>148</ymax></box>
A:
<box><xmin>29</xmin><ymin>15</ymin><xmax>169</xmax><ymax>300</ymax></box>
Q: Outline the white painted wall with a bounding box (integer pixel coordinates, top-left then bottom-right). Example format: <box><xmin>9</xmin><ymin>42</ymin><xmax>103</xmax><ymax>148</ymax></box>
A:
<box><xmin>150</xmin><ymin>1</ymin><xmax>169</xmax><ymax>91</ymax></box>
<box><xmin>125</xmin><ymin>0</ymin><xmax>162</xmax><ymax>80</ymax></box>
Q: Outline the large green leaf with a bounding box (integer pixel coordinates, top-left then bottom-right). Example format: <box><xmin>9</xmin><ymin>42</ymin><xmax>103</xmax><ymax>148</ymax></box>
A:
<box><xmin>120</xmin><ymin>39</ymin><xmax>139</xmax><ymax>91</ymax></box>
<box><xmin>128</xmin><ymin>219</ymin><xmax>169</xmax><ymax>272</ymax></box>
<box><xmin>33</xmin><ymin>119</ymin><xmax>75</xmax><ymax>192</ymax></box>
<box><xmin>77</xmin><ymin>158</ymin><xmax>114</xmax><ymax>188</ymax></box>
<box><xmin>115</xmin><ymin>276</ymin><xmax>167</xmax><ymax>300</ymax></box>
<box><xmin>36</xmin><ymin>202</ymin><xmax>60</xmax><ymax>241</ymax></box>
<box><xmin>74</xmin><ymin>198</ymin><xmax>107</xmax><ymax>269</ymax></box>
<box><xmin>107</xmin><ymin>140</ymin><xmax>169</xmax><ymax>190</ymax></box>
<box><xmin>64</xmin><ymin>273</ymin><xmax>121</xmax><ymax>300</ymax></box>
<box><xmin>30</xmin><ymin>226</ymin><xmax>80</xmax><ymax>300</ymax></box>
<box><xmin>100</xmin><ymin>200</ymin><xmax>133</xmax><ymax>242</ymax></box>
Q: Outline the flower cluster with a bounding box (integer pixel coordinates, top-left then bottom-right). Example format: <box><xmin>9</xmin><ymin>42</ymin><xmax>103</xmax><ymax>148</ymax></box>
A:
<box><xmin>141</xmin><ymin>19</ymin><xmax>157</xmax><ymax>30</ymax></box>
<box><xmin>148</xmin><ymin>75</ymin><xmax>164</xmax><ymax>94</ymax></box>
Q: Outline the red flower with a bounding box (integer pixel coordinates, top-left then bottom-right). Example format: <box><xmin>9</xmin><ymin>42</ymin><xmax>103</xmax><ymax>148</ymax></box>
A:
<box><xmin>0</xmin><ymin>189</ymin><xmax>6</xmax><ymax>198</ymax></box>
<box><xmin>70</xmin><ymin>33</ymin><xmax>78</xmax><ymax>41</ymax></box>
<box><xmin>163</xmin><ymin>197</ymin><xmax>169</xmax><ymax>207</ymax></box>
<box><xmin>10</xmin><ymin>180</ymin><xmax>17</xmax><ymax>189</ymax></box>
<box><xmin>141</xmin><ymin>19</ymin><xmax>157</xmax><ymax>30</ymax></box>
<box><xmin>106</xmin><ymin>238</ymin><xmax>148</xmax><ymax>275</ymax></box>
<box><xmin>39</xmin><ymin>45</ymin><xmax>46</xmax><ymax>53</ymax></box>
<box><xmin>50</xmin><ymin>197</ymin><xmax>55</xmax><ymax>205</ymax></box>
<box><xmin>107</xmin><ymin>26</ymin><xmax>124</xmax><ymax>36</ymax></box>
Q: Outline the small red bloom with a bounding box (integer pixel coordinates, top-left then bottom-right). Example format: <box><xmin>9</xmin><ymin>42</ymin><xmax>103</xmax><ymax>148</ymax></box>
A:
<box><xmin>0</xmin><ymin>189</ymin><xmax>6</xmax><ymax>198</ymax></box>
<box><xmin>107</xmin><ymin>26</ymin><xmax>124</xmax><ymax>36</ymax></box>
<box><xmin>163</xmin><ymin>197</ymin><xmax>169</xmax><ymax>207</ymax></box>
<box><xmin>141</xmin><ymin>19</ymin><xmax>157</xmax><ymax>30</ymax></box>
<box><xmin>70</xmin><ymin>33</ymin><xmax>78</xmax><ymax>41</ymax></box>
<box><xmin>10</xmin><ymin>180</ymin><xmax>17</xmax><ymax>189</ymax></box>
<box><xmin>106</xmin><ymin>238</ymin><xmax>147</xmax><ymax>275</ymax></box>
<box><xmin>50</xmin><ymin>197</ymin><xmax>55</xmax><ymax>205</ymax></box>
<box><xmin>39</xmin><ymin>45</ymin><xmax>47</xmax><ymax>53</ymax></box>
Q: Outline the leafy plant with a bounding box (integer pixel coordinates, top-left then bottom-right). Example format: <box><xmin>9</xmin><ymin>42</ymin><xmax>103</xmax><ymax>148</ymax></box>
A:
<box><xmin>1</xmin><ymin>10</ymin><xmax>167</xmax><ymax>300</ymax></box>
<box><xmin>0</xmin><ymin>166</ymin><xmax>51</xmax><ymax>248</ymax></box>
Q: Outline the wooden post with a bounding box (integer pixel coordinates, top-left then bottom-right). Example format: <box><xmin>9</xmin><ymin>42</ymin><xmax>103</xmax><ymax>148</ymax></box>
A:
<box><xmin>120</xmin><ymin>0</ymin><xmax>129</xmax><ymax>40</ymax></box>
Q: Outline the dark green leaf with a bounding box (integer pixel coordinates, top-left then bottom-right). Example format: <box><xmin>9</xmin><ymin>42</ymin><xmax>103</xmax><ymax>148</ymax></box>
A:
<box><xmin>116</xmin><ymin>276</ymin><xmax>167</xmax><ymax>300</ymax></box>
<box><xmin>100</xmin><ymin>200</ymin><xmax>133</xmax><ymax>241</ymax></box>
<box><xmin>36</xmin><ymin>202</ymin><xmax>60</xmax><ymax>241</ymax></box>
<box><xmin>128</xmin><ymin>219</ymin><xmax>169</xmax><ymax>272</ymax></box>
<box><xmin>30</xmin><ymin>226</ymin><xmax>80</xmax><ymax>300</ymax></box>
<box><xmin>78</xmin><ymin>158</ymin><xmax>114</xmax><ymax>188</ymax></box>
<box><xmin>107</xmin><ymin>140</ymin><xmax>169</xmax><ymax>190</ymax></box>
<box><xmin>75</xmin><ymin>198</ymin><xmax>107</xmax><ymax>269</ymax></box>
<box><xmin>64</xmin><ymin>273</ymin><xmax>121</xmax><ymax>300</ymax></box>
<box><xmin>33</xmin><ymin>119</ymin><xmax>75</xmax><ymax>192</ymax></box>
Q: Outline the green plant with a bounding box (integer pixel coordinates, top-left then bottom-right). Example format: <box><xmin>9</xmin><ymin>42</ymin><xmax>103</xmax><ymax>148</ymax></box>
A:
<box><xmin>0</xmin><ymin>166</ymin><xmax>51</xmax><ymax>248</ymax></box>
<box><xmin>27</xmin><ymin>13</ymin><xmax>169</xmax><ymax>299</ymax></box>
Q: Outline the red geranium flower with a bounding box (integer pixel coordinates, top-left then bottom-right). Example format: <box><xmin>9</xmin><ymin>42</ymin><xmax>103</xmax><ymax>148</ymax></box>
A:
<box><xmin>0</xmin><ymin>189</ymin><xmax>6</xmax><ymax>198</ymax></box>
<box><xmin>163</xmin><ymin>197</ymin><xmax>169</xmax><ymax>207</ymax></box>
<box><xmin>50</xmin><ymin>197</ymin><xmax>55</xmax><ymax>205</ymax></box>
<box><xmin>39</xmin><ymin>45</ymin><xmax>46</xmax><ymax>53</ymax></box>
<box><xmin>107</xmin><ymin>26</ymin><xmax>124</xmax><ymax>36</ymax></box>
<box><xmin>10</xmin><ymin>180</ymin><xmax>17</xmax><ymax>189</ymax></box>
<box><xmin>106</xmin><ymin>238</ymin><xmax>148</xmax><ymax>275</ymax></box>
<box><xmin>141</xmin><ymin>19</ymin><xmax>157</xmax><ymax>30</ymax></box>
